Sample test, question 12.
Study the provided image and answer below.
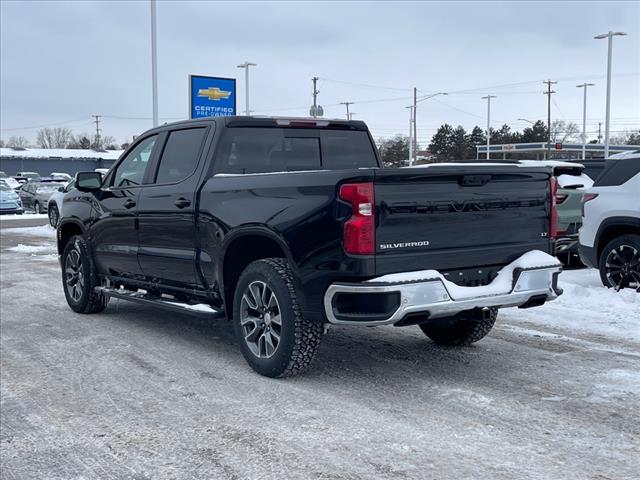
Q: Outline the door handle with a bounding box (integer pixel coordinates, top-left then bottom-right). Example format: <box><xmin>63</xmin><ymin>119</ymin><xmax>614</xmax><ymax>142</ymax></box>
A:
<box><xmin>123</xmin><ymin>199</ymin><xmax>136</xmax><ymax>209</ymax></box>
<box><xmin>174</xmin><ymin>198</ymin><xmax>191</xmax><ymax>209</ymax></box>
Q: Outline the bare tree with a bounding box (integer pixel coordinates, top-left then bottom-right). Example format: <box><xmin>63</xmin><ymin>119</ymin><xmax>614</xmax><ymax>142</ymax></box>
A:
<box><xmin>6</xmin><ymin>136</ymin><xmax>30</xmax><ymax>148</ymax></box>
<box><xmin>610</xmin><ymin>129</ymin><xmax>640</xmax><ymax>146</ymax></box>
<box><xmin>36</xmin><ymin>127</ymin><xmax>72</xmax><ymax>148</ymax></box>
<box><xmin>550</xmin><ymin>120</ymin><xmax>580</xmax><ymax>143</ymax></box>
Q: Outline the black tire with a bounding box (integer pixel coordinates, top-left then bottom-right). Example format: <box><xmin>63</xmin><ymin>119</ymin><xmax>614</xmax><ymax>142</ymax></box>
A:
<box><xmin>233</xmin><ymin>258</ymin><xmax>323</xmax><ymax>378</ymax></box>
<box><xmin>34</xmin><ymin>200</ymin><xmax>43</xmax><ymax>214</ymax></box>
<box><xmin>598</xmin><ymin>234</ymin><xmax>640</xmax><ymax>291</ymax></box>
<box><xmin>419</xmin><ymin>308</ymin><xmax>498</xmax><ymax>346</ymax></box>
<box><xmin>61</xmin><ymin>235</ymin><xmax>109</xmax><ymax>313</ymax></box>
<box><xmin>48</xmin><ymin>204</ymin><xmax>59</xmax><ymax>227</ymax></box>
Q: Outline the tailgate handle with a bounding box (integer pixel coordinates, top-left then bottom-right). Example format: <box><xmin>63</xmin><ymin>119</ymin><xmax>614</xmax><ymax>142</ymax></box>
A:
<box><xmin>459</xmin><ymin>175</ymin><xmax>492</xmax><ymax>187</ymax></box>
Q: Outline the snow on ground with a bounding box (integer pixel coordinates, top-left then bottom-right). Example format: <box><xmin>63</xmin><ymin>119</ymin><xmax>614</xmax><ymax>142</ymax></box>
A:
<box><xmin>7</xmin><ymin>244</ymin><xmax>56</xmax><ymax>254</ymax></box>
<box><xmin>2</xmin><ymin>224</ymin><xmax>56</xmax><ymax>238</ymax></box>
<box><xmin>505</xmin><ymin>268</ymin><xmax>639</xmax><ymax>341</ymax></box>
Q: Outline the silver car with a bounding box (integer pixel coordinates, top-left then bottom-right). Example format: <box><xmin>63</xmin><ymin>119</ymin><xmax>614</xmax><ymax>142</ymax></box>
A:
<box><xmin>0</xmin><ymin>181</ymin><xmax>23</xmax><ymax>214</ymax></box>
<box><xmin>17</xmin><ymin>181</ymin><xmax>65</xmax><ymax>213</ymax></box>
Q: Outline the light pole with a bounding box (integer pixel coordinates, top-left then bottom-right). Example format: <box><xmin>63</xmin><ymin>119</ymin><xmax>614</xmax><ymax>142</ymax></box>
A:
<box><xmin>594</xmin><ymin>31</ymin><xmax>627</xmax><ymax>159</ymax></box>
<box><xmin>576</xmin><ymin>83</ymin><xmax>595</xmax><ymax>160</ymax></box>
<box><xmin>482</xmin><ymin>95</ymin><xmax>496</xmax><ymax>160</ymax></box>
<box><xmin>518</xmin><ymin>118</ymin><xmax>534</xmax><ymax>124</ymax></box>
<box><xmin>412</xmin><ymin>92</ymin><xmax>447</xmax><ymax>165</ymax></box>
<box><xmin>237</xmin><ymin>61</ymin><xmax>257</xmax><ymax>116</ymax></box>
<box><xmin>150</xmin><ymin>0</ymin><xmax>158</xmax><ymax>127</ymax></box>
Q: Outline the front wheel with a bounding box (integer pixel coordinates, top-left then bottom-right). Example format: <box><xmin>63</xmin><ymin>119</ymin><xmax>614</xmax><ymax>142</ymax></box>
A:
<box><xmin>48</xmin><ymin>204</ymin><xmax>60</xmax><ymax>227</ymax></box>
<box><xmin>61</xmin><ymin>235</ymin><xmax>109</xmax><ymax>313</ymax></box>
<box><xmin>233</xmin><ymin>258</ymin><xmax>323</xmax><ymax>378</ymax></box>
<box><xmin>599</xmin><ymin>235</ymin><xmax>640</xmax><ymax>291</ymax></box>
<box><xmin>419</xmin><ymin>308</ymin><xmax>498</xmax><ymax>346</ymax></box>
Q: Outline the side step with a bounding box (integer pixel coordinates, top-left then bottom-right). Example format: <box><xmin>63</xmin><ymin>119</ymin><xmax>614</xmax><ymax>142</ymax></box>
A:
<box><xmin>95</xmin><ymin>287</ymin><xmax>225</xmax><ymax>319</ymax></box>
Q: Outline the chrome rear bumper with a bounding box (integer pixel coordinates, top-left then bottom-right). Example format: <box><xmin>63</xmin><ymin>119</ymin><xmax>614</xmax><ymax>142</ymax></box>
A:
<box><xmin>324</xmin><ymin>255</ymin><xmax>562</xmax><ymax>326</ymax></box>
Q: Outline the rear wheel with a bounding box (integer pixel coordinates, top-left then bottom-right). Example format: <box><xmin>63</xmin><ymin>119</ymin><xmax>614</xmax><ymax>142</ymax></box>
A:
<box><xmin>34</xmin><ymin>200</ymin><xmax>44</xmax><ymax>214</ymax></box>
<box><xmin>419</xmin><ymin>308</ymin><xmax>498</xmax><ymax>346</ymax></box>
<box><xmin>48</xmin><ymin>204</ymin><xmax>59</xmax><ymax>227</ymax></box>
<box><xmin>62</xmin><ymin>235</ymin><xmax>109</xmax><ymax>313</ymax></box>
<box><xmin>233</xmin><ymin>258</ymin><xmax>323</xmax><ymax>378</ymax></box>
<box><xmin>599</xmin><ymin>234</ymin><xmax>640</xmax><ymax>291</ymax></box>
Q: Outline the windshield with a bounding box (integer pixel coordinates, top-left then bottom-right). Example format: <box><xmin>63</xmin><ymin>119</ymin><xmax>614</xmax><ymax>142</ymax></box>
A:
<box><xmin>0</xmin><ymin>183</ymin><xmax>12</xmax><ymax>192</ymax></box>
<box><xmin>36</xmin><ymin>184</ymin><xmax>64</xmax><ymax>193</ymax></box>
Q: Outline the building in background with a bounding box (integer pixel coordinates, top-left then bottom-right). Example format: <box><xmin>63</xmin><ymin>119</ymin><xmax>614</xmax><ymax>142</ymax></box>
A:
<box><xmin>0</xmin><ymin>147</ymin><xmax>123</xmax><ymax>177</ymax></box>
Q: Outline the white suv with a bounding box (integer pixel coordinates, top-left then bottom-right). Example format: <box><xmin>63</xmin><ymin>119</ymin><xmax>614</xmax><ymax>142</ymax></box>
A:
<box><xmin>579</xmin><ymin>153</ymin><xmax>640</xmax><ymax>290</ymax></box>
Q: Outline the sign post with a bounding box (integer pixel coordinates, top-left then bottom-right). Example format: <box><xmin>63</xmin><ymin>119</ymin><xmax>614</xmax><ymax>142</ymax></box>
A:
<box><xmin>189</xmin><ymin>75</ymin><xmax>236</xmax><ymax>119</ymax></box>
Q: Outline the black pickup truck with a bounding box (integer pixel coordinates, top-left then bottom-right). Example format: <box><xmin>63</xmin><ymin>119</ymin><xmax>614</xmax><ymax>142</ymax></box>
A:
<box><xmin>58</xmin><ymin>116</ymin><xmax>562</xmax><ymax>377</ymax></box>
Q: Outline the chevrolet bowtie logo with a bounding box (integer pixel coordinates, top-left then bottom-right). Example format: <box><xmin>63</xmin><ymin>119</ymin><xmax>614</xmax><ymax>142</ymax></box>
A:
<box><xmin>197</xmin><ymin>87</ymin><xmax>231</xmax><ymax>101</ymax></box>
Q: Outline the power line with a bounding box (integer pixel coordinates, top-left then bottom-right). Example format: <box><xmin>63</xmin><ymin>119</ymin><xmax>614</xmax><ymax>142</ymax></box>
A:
<box><xmin>0</xmin><ymin>116</ymin><xmax>91</xmax><ymax>132</ymax></box>
<box><xmin>319</xmin><ymin>78</ymin><xmax>412</xmax><ymax>92</ymax></box>
<box><xmin>543</xmin><ymin>80</ymin><xmax>557</xmax><ymax>158</ymax></box>
<box><xmin>92</xmin><ymin>115</ymin><xmax>102</xmax><ymax>146</ymax></box>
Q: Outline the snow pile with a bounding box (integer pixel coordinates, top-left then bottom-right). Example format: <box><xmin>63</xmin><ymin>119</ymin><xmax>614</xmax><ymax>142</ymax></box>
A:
<box><xmin>7</xmin><ymin>244</ymin><xmax>56</xmax><ymax>254</ymax></box>
<box><xmin>368</xmin><ymin>250</ymin><xmax>561</xmax><ymax>299</ymax></box>
<box><xmin>0</xmin><ymin>214</ymin><xmax>49</xmax><ymax>221</ymax></box>
<box><xmin>2</xmin><ymin>225</ymin><xmax>56</xmax><ymax>238</ymax></box>
<box><xmin>557</xmin><ymin>173</ymin><xmax>594</xmax><ymax>189</ymax></box>
<box><xmin>507</xmin><ymin>268</ymin><xmax>639</xmax><ymax>340</ymax></box>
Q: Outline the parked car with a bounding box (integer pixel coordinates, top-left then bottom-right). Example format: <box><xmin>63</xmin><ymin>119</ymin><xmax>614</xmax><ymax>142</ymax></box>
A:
<box><xmin>0</xmin><ymin>171</ymin><xmax>21</xmax><ymax>190</ymax></box>
<box><xmin>15</xmin><ymin>172</ymin><xmax>41</xmax><ymax>183</ymax></box>
<box><xmin>18</xmin><ymin>181</ymin><xmax>65</xmax><ymax>213</ymax></box>
<box><xmin>47</xmin><ymin>180</ymin><xmax>75</xmax><ymax>227</ymax></box>
<box><xmin>49</xmin><ymin>172</ymin><xmax>72</xmax><ymax>182</ymax></box>
<box><xmin>0</xmin><ymin>181</ymin><xmax>23</xmax><ymax>214</ymax></box>
<box><xmin>521</xmin><ymin>160</ymin><xmax>594</xmax><ymax>266</ymax></box>
<box><xmin>579</xmin><ymin>154</ymin><xmax>640</xmax><ymax>290</ymax></box>
<box><xmin>58</xmin><ymin>116</ymin><xmax>562</xmax><ymax>377</ymax></box>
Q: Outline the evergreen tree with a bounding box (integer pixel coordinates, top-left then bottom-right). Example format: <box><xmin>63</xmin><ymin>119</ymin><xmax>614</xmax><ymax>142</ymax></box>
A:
<box><xmin>377</xmin><ymin>135</ymin><xmax>410</xmax><ymax>167</ymax></box>
<box><xmin>521</xmin><ymin>120</ymin><xmax>547</xmax><ymax>143</ymax></box>
<box><xmin>428</xmin><ymin>124</ymin><xmax>455</xmax><ymax>160</ymax></box>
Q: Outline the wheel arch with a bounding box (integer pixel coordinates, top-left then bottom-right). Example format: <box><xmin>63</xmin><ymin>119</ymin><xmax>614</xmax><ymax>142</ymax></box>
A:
<box><xmin>595</xmin><ymin>217</ymin><xmax>640</xmax><ymax>261</ymax></box>
<box><xmin>219</xmin><ymin>226</ymin><xmax>296</xmax><ymax>316</ymax></box>
<box><xmin>57</xmin><ymin>219</ymin><xmax>86</xmax><ymax>255</ymax></box>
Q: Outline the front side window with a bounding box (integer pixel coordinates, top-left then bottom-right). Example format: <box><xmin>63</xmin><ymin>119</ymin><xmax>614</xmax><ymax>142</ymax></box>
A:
<box><xmin>112</xmin><ymin>135</ymin><xmax>157</xmax><ymax>187</ymax></box>
<box><xmin>154</xmin><ymin>128</ymin><xmax>207</xmax><ymax>184</ymax></box>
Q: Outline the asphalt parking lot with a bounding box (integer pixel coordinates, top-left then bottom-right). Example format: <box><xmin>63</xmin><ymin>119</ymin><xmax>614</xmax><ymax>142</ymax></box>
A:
<box><xmin>1</xmin><ymin>218</ymin><xmax>638</xmax><ymax>480</ymax></box>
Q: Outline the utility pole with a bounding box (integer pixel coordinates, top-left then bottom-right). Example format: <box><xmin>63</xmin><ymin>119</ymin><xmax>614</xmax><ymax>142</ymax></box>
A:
<box><xmin>481</xmin><ymin>95</ymin><xmax>496</xmax><ymax>160</ymax></box>
<box><xmin>412</xmin><ymin>88</ymin><xmax>417</xmax><ymax>164</ymax></box>
<box><xmin>543</xmin><ymin>80</ymin><xmax>557</xmax><ymax>159</ymax></box>
<box><xmin>340</xmin><ymin>101</ymin><xmax>353</xmax><ymax>120</ymax></box>
<box><xmin>150</xmin><ymin>0</ymin><xmax>158</xmax><ymax>128</ymax></box>
<box><xmin>312</xmin><ymin>77</ymin><xmax>319</xmax><ymax>118</ymax></box>
<box><xmin>92</xmin><ymin>115</ymin><xmax>102</xmax><ymax>149</ymax></box>
<box><xmin>594</xmin><ymin>31</ymin><xmax>627</xmax><ymax>159</ymax></box>
<box><xmin>406</xmin><ymin>105</ymin><xmax>414</xmax><ymax>165</ymax></box>
<box><xmin>237</xmin><ymin>61</ymin><xmax>257</xmax><ymax>116</ymax></box>
<box><xmin>576</xmin><ymin>83</ymin><xmax>595</xmax><ymax>160</ymax></box>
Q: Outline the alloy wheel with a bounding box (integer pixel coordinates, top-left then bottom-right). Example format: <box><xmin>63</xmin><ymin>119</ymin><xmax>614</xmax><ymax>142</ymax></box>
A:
<box><xmin>240</xmin><ymin>281</ymin><xmax>282</xmax><ymax>358</ymax></box>
<box><xmin>65</xmin><ymin>247</ymin><xmax>84</xmax><ymax>301</ymax></box>
<box><xmin>605</xmin><ymin>244</ymin><xmax>640</xmax><ymax>291</ymax></box>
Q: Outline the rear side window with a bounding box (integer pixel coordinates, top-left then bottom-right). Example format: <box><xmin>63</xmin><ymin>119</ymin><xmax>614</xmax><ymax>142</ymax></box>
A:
<box><xmin>595</xmin><ymin>159</ymin><xmax>640</xmax><ymax>187</ymax></box>
<box><xmin>155</xmin><ymin>128</ymin><xmax>207</xmax><ymax>184</ymax></box>
<box><xmin>217</xmin><ymin>128</ymin><xmax>377</xmax><ymax>174</ymax></box>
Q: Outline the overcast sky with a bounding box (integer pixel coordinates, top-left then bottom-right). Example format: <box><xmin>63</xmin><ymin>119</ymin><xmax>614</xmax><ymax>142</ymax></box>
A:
<box><xmin>1</xmin><ymin>0</ymin><xmax>638</xmax><ymax>147</ymax></box>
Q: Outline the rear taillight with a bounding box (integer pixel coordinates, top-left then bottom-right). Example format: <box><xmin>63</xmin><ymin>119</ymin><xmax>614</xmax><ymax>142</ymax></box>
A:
<box><xmin>339</xmin><ymin>182</ymin><xmax>375</xmax><ymax>255</ymax></box>
<box><xmin>555</xmin><ymin>193</ymin><xmax>568</xmax><ymax>204</ymax></box>
<box><xmin>581</xmin><ymin>193</ymin><xmax>598</xmax><ymax>217</ymax></box>
<box><xmin>550</xmin><ymin>177</ymin><xmax>558</xmax><ymax>240</ymax></box>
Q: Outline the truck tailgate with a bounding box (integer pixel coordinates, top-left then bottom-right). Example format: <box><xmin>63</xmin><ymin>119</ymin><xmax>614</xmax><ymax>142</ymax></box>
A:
<box><xmin>374</xmin><ymin>166</ymin><xmax>553</xmax><ymax>279</ymax></box>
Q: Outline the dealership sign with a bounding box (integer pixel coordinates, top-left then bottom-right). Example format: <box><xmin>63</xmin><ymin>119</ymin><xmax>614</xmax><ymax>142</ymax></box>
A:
<box><xmin>189</xmin><ymin>75</ymin><xmax>236</xmax><ymax>119</ymax></box>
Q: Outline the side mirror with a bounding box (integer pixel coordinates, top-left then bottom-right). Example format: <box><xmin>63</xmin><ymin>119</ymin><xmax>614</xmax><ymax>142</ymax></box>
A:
<box><xmin>76</xmin><ymin>172</ymin><xmax>103</xmax><ymax>192</ymax></box>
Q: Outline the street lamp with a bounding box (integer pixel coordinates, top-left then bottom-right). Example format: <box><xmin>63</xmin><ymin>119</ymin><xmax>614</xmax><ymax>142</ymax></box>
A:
<box><xmin>518</xmin><ymin>118</ymin><xmax>534</xmax><ymax>124</ymax></box>
<box><xmin>405</xmin><ymin>105</ymin><xmax>414</xmax><ymax>165</ymax></box>
<box><xmin>411</xmin><ymin>92</ymin><xmax>447</xmax><ymax>165</ymax></box>
<box><xmin>576</xmin><ymin>83</ymin><xmax>595</xmax><ymax>160</ymax></box>
<box><xmin>237</xmin><ymin>61</ymin><xmax>257</xmax><ymax>116</ymax></box>
<box><xmin>482</xmin><ymin>95</ymin><xmax>496</xmax><ymax>160</ymax></box>
<box><xmin>150</xmin><ymin>0</ymin><xmax>158</xmax><ymax>127</ymax></box>
<box><xmin>594</xmin><ymin>31</ymin><xmax>627</xmax><ymax>159</ymax></box>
